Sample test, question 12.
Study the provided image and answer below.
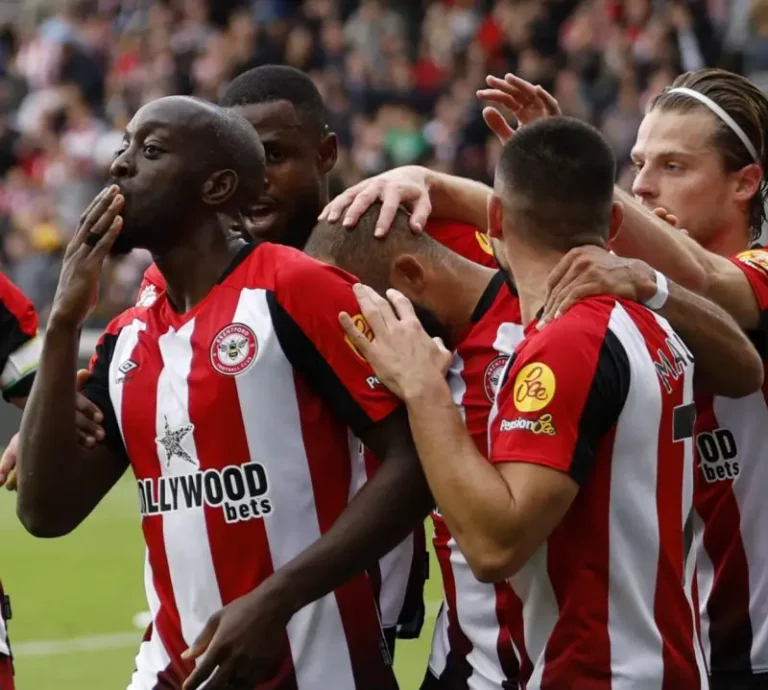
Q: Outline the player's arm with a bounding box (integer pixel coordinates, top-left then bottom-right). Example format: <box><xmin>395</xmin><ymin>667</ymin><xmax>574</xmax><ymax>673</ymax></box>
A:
<box><xmin>543</xmin><ymin>248</ymin><xmax>764</xmax><ymax>397</ymax></box>
<box><xmin>16</xmin><ymin>321</ymin><xmax>128</xmax><ymax>537</ymax></box>
<box><xmin>612</xmin><ymin>187</ymin><xmax>763</xmax><ymax>328</ymax></box>
<box><xmin>16</xmin><ymin>185</ymin><xmax>128</xmax><ymax>537</ymax></box>
<box><xmin>260</xmin><ymin>259</ymin><xmax>433</xmax><ymax>615</ymax></box>
<box><xmin>343</xmin><ymin>287</ymin><xmax>627</xmax><ymax>583</ymax></box>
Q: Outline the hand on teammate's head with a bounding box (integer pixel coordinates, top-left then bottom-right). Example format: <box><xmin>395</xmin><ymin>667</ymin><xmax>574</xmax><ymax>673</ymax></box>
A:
<box><xmin>318</xmin><ymin>166</ymin><xmax>431</xmax><ymax>238</ymax></box>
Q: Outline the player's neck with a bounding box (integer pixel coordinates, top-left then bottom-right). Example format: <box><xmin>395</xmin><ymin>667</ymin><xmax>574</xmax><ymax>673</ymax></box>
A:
<box><xmin>702</xmin><ymin>221</ymin><xmax>753</xmax><ymax>257</ymax></box>
<box><xmin>430</xmin><ymin>256</ymin><xmax>498</xmax><ymax>348</ymax></box>
<box><xmin>505</xmin><ymin>243</ymin><xmax>564</xmax><ymax>326</ymax></box>
<box><xmin>153</xmin><ymin>220</ymin><xmax>248</xmax><ymax>314</ymax></box>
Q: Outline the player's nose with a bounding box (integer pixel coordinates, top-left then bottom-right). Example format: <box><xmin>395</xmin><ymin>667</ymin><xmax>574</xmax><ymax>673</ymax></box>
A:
<box><xmin>109</xmin><ymin>148</ymin><xmax>136</xmax><ymax>181</ymax></box>
<box><xmin>631</xmin><ymin>166</ymin><xmax>658</xmax><ymax>202</ymax></box>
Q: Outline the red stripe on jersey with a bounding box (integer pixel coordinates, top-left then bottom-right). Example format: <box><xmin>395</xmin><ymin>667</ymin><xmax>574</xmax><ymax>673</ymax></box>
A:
<box><xmin>185</xmin><ymin>288</ymin><xmax>297</xmax><ymax>687</ymax></box>
<box><xmin>654</xmin><ymin>372</ymin><xmax>699</xmax><ymax>689</ymax></box>
<box><xmin>293</xmin><ymin>373</ymin><xmax>396</xmax><ymax>689</ymax></box>
<box><xmin>0</xmin><ymin>274</ymin><xmax>37</xmax><ymax>338</ymax></box>
<box><xmin>119</xmin><ymin>328</ymin><xmax>190</xmax><ymax>684</ymax></box>
<box><xmin>540</xmin><ymin>424</ymin><xmax>615</xmax><ymax>690</ymax></box>
<box><xmin>433</xmin><ymin>524</ymin><xmax>474</xmax><ymax>683</ymax></box>
<box><xmin>694</xmin><ymin>393</ymin><xmax>753</xmax><ymax>672</ymax></box>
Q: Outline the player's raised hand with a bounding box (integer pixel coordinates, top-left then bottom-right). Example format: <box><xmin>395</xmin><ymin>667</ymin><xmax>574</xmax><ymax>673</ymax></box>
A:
<box><xmin>0</xmin><ymin>432</ymin><xmax>19</xmax><ymax>490</ymax></box>
<box><xmin>318</xmin><ymin>165</ymin><xmax>432</xmax><ymax>236</ymax></box>
<box><xmin>477</xmin><ymin>74</ymin><xmax>561</xmax><ymax>144</ymax></box>
<box><xmin>540</xmin><ymin>246</ymin><xmax>658</xmax><ymax>327</ymax></box>
<box><xmin>340</xmin><ymin>284</ymin><xmax>452</xmax><ymax>401</ymax></box>
<box><xmin>49</xmin><ymin>185</ymin><xmax>124</xmax><ymax>330</ymax></box>
<box><xmin>181</xmin><ymin>585</ymin><xmax>290</xmax><ymax>690</ymax></box>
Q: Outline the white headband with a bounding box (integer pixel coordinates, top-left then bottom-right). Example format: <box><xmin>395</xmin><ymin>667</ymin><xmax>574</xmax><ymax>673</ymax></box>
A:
<box><xmin>667</xmin><ymin>87</ymin><xmax>760</xmax><ymax>163</ymax></box>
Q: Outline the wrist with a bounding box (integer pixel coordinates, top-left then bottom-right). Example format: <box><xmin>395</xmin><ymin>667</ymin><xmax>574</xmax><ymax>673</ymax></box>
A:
<box><xmin>402</xmin><ymin>373</ymin><xmax>451</xmax><ymax>408</ymax></box>
<box><xmin>641</xmin><ymin>269</ymin><xmax>670</xmax><ymax>310</ymax></box>
<box><xmin>46</xmin><ymin>313</ymin><xmax>82</xmax><ymax>338</ymax></box>
<box><xmin>250</xmin><ymin>573</ymin><xmax>297</xmax><ymax>620</ymax></box>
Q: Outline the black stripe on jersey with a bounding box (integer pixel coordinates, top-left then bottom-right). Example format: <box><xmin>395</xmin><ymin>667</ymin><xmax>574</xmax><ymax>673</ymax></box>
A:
<box><xmin>217</xmin><ymin>242</ymin><xmax>259</xmax><ymax>284</ymax></box>
<box><xmin>266</xmin><ymin>291</ymin><xmax>378</xmax><ymax>437</ymax></box>
<box><xmin>746</xmin><ymin>325</ymin><xmax>768</xmax><ymax>359</ymax></box>
<box><xmin>470</xmin><ymin>272</ymin><xmax>506</xmax><ymax>324</ymax></box>
<box><xmin>80</xmin><ymin>332</ymin><xmax>129</xmax><ymax>463</ymax></box>
<box><xmin>0</xmin><ymin>301</ymin><xmax>33</xmax><ymax>376</ymax></box>
<box><xmin>570</xmin><ymin>329</ymin><xmax>630</xmax><ymax>486</ymax></box>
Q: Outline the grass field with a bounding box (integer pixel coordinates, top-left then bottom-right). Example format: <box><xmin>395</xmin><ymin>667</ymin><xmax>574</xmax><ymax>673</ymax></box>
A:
<box><xmin>0</xmin><ymin>475</ymin><xmax>441</xmax><ymax>689</ymax></box>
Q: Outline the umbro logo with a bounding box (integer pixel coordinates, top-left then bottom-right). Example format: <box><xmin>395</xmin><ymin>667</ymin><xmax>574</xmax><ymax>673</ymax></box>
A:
<box><xmin>116</xmin><ymin>359</ymin><xmax>138</xmax><ymax>383</ymax></box>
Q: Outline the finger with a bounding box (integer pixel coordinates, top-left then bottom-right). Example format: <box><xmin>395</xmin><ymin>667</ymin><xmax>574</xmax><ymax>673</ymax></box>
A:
<box><xmin>0</xmin><ymin>449</ymin><xmax>15</xmax><ymax>488</ymax></box>
<box><xmin>181</xmin><ymin>651</ymin><xmax>222</xmax><ymax>690</ymax></box>
<box><xmin>542</xmin><ymin>257</ymin><xmax>584</xmax><ymax>323</ymax></box>
<box><xmin>385</xmin><ymin>288</ymin><xmax>417</xmax><ymax>321</ymax></box>
<box><xmin>89</xmin><ymin>214</ymin><xmax>124</xmax><ymax>260</ymax></box>
<box><xmin>544</xmin><ymin>249</ymin><xmax>580</xmax><ymax>294</ymax></box>
<box><xmin>536</xmin><ymin>85</ymin><xmax>561</xmax><ymax>115</ymax></box>
<box><xmin>77</xmin><ymin>430</ymin><xmax>97</xmax><ymax>448</ymax></box>
<box><xmin>322</xmin><ymin>187</ymin><xmax>358</xmax><ymax>223</ymax></box>
<box><xmin>76</xmin><ymin>368</ymin><xmax>91</xmax><ymax>390</ymax></box>
<box><xmin>75</xmin><ymin>392</ymin><xmax>104</xmax><ymax>424</ymax></box>
<box><xmin>666</xmin><ymin>215</ymin><xmax>679</xmax><ymax>228</ymax></box>
<box><xmin>477</xmin><ymin>88</ymin><xmax>522</xmax><ymax>112</ymax></box>
<box><xmin>182</xmin><ymin>617</ymin><xmax>218</xmax><ymax>663</ymax></box>
<box><xmin>339</xmin><ymin>312</ymin><xmax>376</xmax><ymax>360</ymax></box>
<box><xmin>652</xmin><ymin>207</ymin><xmax>669</xmax><ymax>219</ymax></box>
<box><xmin>86</xmin><ymin>195</ymin><xmax>124</xmax><ymax>245</ymax></box>
<box><xmin>351</xmin><ymin>283</ymin><xmax>394</xmax><ymax>335</ymax></box>
<box><xmin>373</xmin><ymin>190</ymin><xmax>404</xmax><ymax>238</ymax></box>
<box><xmin>502</xmin><ymin>74</ymin><xmax>542</xmax><ymax>104</ymax></box>
<box><xmin>75</xmin><ymin>410</ymin><xmax>105</xmax><ymax>441</ymax></box>
<box><xmin>482</xmin><ymin>107</ymin><xmax>515</xmax><ymax>144</ymax></box>
<box><xmin>77</xmin><ymin>186</ymin><xmax>112</xmax><ymax>229</ymax></box>
<box><xmin>552</xmin><ymin>282</ymin><xmax>604</xmax><ymax>320</ymax></box>
<box><xmin>5</xmin><ymin>469</ymin><xmax>17</xmax><ymax>492</ymax></box>
<box><xmin>409</xmin><ymin>194</ymin><xmax>431</xmax><ymax>233</ymax></box>
<box><xmin>342</xmin><ymin>185</ymin><xmax>383</xmax><ymax>228</ymax></box>
<box><xmin>72</xmin><ymin>186</ymin><xmax>120</xmax><ymax>249</ymax></box>
<box><xmin>488</xmin><ymin>74</ymin><xmax>528</xmax><ymax>100</ymax></box>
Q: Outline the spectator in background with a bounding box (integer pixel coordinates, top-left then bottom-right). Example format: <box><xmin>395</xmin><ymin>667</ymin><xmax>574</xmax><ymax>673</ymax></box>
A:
<box><xmin>0</xmin><ymin>0</ymin><xmax>759</xmax><ymax>325</ymax></box>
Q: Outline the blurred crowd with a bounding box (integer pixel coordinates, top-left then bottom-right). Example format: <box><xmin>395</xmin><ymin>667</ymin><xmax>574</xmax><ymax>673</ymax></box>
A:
<box><xmin>0</xmin><ymin>0</ymin><xmax>764</xmax><ymax>325</ymax></box>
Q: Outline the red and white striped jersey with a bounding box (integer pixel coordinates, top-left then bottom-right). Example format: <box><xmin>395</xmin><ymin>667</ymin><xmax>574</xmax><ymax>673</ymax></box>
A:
<box><xmin>137</xmin><ymin>261</ymin><xmax>425</xmax><ymax>641</ymax></box>
<box><xmin>0</xmin><ymin>273</ymin><xmax>40</xmax><ymax>402</ymax></box>
<box><xmin>489</xmin><ymin>296</ymin><xmax>707</xmax><ymax>689</ymax></box>
<box><xmin>83</xmin><ymin>243</ymin><xmax>400</xmax><ymax>690</ymax></box>
<box><xmin>428</xmin><ymin>271</ymin><xmax>523</xmax><ymax>689</ymax></box>
<box><xmin>692</xmin><ymin>248</ymin><xmax>768</xmax><ymax>676</ymax></box>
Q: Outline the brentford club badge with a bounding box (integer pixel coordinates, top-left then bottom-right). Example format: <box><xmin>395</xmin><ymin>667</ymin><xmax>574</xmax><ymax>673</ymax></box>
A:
<box><xmin>211</xmin><ymin>323</ymin><xmax>258</xmax><ymax>376</ymax></box>
<box><xmin>483</xmin><ymin>355</ymin><xmax>508</xmax><ymax>401</ymax></box>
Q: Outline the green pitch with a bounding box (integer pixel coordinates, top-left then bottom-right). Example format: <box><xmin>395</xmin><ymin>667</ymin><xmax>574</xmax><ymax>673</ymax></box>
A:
<box><xmin>0</xmin><ymin>475</ymin><xmax>442</xmax><ymax>689</ymax></box>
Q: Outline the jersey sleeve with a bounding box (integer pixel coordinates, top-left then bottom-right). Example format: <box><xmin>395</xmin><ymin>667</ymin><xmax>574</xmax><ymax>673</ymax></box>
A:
<box><xmin>425</xmin><ymin>219</ymin><xmax>498</xmax><ymax>268</ymax></box>
<box><xmin>490</xmin><ymin>306</ymin><xmax>630</xmax><ymax>486</ymax></box>
<box><xmin>0</xmin><ymin>275</ymin><xmax>41</xmax><ymax>401</ymax></box>
<box><xmin>268</xmin><ymin>254</ymin><xmax>402</xmax><ymax>436</ymax></box>
<box><xmin>732</xmin><ymin>249</ymin><xmax>768</xmax><ymax>322</ymax></box>
<box><xmin>80</xmin><ymin>326</ymin><xmax>129</xmax><ymax>461</ymax></box>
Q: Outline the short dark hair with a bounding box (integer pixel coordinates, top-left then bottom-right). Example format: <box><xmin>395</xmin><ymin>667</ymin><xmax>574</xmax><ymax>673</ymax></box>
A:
<box><xmin>196</xmin><ymin>104</ymin><xmax>266</xmax><ymax>210</ymax></box>
<box><xmin>305</xmin><ymin>203</ymin><xmax>447</xmax><ymax>292</ymax></box>
<box><xmin>651</xmin><ymin>68</ymin><xmax>768</xmax><ymax>241</ymax></box>
<box><xmin>495</xmin><ymin>116</ymin><xmax>615</xmax><ymax>250</ymax></box>
<box><xmin>219</xmin><ymin>65</ymin><xmax>329</xmax><ymax>137</ymax></box>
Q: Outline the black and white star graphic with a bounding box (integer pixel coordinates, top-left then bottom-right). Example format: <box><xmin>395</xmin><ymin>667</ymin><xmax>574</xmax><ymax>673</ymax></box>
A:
<box><xmin>156</xmin><ymin>416</ymin><xmax>196</xmax><ymax>468</ymax></box>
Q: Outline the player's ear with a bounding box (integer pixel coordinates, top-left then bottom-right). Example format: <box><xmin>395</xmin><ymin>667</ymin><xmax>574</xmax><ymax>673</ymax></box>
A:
<box><xmin>317</xmin><ymin>132</ymin><xmax>338</xmax><ymax>175</ymax></box>
<box><xmin>487</xmin><ymin>194</ymin><xmax>503</xmax><ymax>240</ymax></box>
<box><xmin>608</xmin><ymin>200</ymin><xmax>624</xmax><ymax>242</ymax></box>
<box><xmin>733</xmin><ymin>162</ymin><xmax>762</xmax><ymax>203</ymax></box>
<box><xmin>202</xmin><ymin>169</ymin><xmax>238</xmax><ymax>207</ymax></box>
<box><xmin>390</xmin><ymin>254</ymin><xmax>427</xmax><ymax>298</ymax></box>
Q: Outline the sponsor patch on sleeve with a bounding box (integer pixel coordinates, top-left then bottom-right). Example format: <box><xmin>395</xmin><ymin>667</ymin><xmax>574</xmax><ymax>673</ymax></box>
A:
<box><xmin>512</xmin><ymin>362</ymin><xmax>556</xmax><ymax>412</ymax></box>
<box><xmin>475</xmin><ymin>231</ymin><xmax>494</xmax><ymax>256</ymax></box>
<box><xmin>735</xmin><ymin>249</ymin><xmax>768</xmax><ymax>277</ymax></box>
<box><xmin>344</xmin><ymin>313</ymin><xmax>374</xmax><ymax>360</ymax></box>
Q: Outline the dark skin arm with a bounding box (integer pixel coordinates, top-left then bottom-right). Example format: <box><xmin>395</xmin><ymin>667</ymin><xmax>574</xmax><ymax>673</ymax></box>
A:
<box><xmin>182</xmin><ymin>407</ymin><xmax>432</xmax><ymax>689</ymax></box>
<box><xmin>16</xmin><ymin>186</ymin><xmax>128</xmax><ymax>537</ymax></box>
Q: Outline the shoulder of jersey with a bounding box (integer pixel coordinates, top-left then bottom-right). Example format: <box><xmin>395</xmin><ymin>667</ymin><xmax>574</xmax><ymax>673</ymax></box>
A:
<box><xmin>425</xmin><ymin>218</ymin><xmax>497</xmax><ymax>268</ymax></box>
<box><xmin>734</xmin><ymin>248</ymin><xmax>768</xmax><ymax>277</ymax></box>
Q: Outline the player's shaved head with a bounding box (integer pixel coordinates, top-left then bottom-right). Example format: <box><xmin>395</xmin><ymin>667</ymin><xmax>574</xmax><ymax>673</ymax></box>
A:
<box><xmin>494</xmin><ymin>117</ymin><xmax>616</xmax><ymax>251</ymax></box>
<box><xmin>306</xmin><ymin>203</ymin><xmax>448</xmax><ymax>294</ymax></box>
<box><xmin>109</xmin><ymin>95</ymin><xmax>266</xmax><ymax>254</ymax></box>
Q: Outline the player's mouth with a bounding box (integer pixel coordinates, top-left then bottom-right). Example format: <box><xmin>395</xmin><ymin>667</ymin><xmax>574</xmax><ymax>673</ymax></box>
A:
<box><xmin>246</xmin><ymin>200</ymin><xmax>282</xmax><ymax>233</ymax></box>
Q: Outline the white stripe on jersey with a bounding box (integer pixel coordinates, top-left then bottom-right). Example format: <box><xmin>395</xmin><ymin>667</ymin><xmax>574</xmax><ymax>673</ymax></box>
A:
<box><xmin>712</xmin><ymin>390</ymin><xmax>768</xmax><ymax>671</ymax></box>
<box><xmin>232</xmin><ymin>288</ymin><xmax>356</xmax><ymax>688</ymax></box>
<box><xmin>128</xmin><ymin>551</ymin><xmax>172</xmax><ymax>690</ymax></box>
<box><xmin>606</xmin><ymin>303</ymin><xmax>665</xmax><ymax>686</ymax></box>
<box><xmin>692</xmin><ymin>508</ymin><xmax>714</xmax><ymax>664</ymax></box>
<box><xmin>448</xmin><ymin>352</ymin><xmax>468</xmax><ymax>423</ymax></box>
<box><xmin>156</xmin><ymin>321</ymin><xmax>223</xmax><ymax>649</ymax></box>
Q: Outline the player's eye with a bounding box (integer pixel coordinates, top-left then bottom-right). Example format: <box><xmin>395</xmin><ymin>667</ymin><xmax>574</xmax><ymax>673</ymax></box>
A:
<box><xmin>265</xmin><ymin>149</ymin><xmax>286</xmax><ymax>164</ymax></box>
<box><xmin>664</xmin><ymin>161</ymin><xmax>684</xmax><ymax>172</ymax></box>
<box><xmin>143</xmin><ymin>144</ymin><xmax>163</xmax><ymax>158</ymax></box>
<box><xmin>631</xmin><ymin>159</ymin><xmax>644</xmax><ymax>171</ymax></box>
